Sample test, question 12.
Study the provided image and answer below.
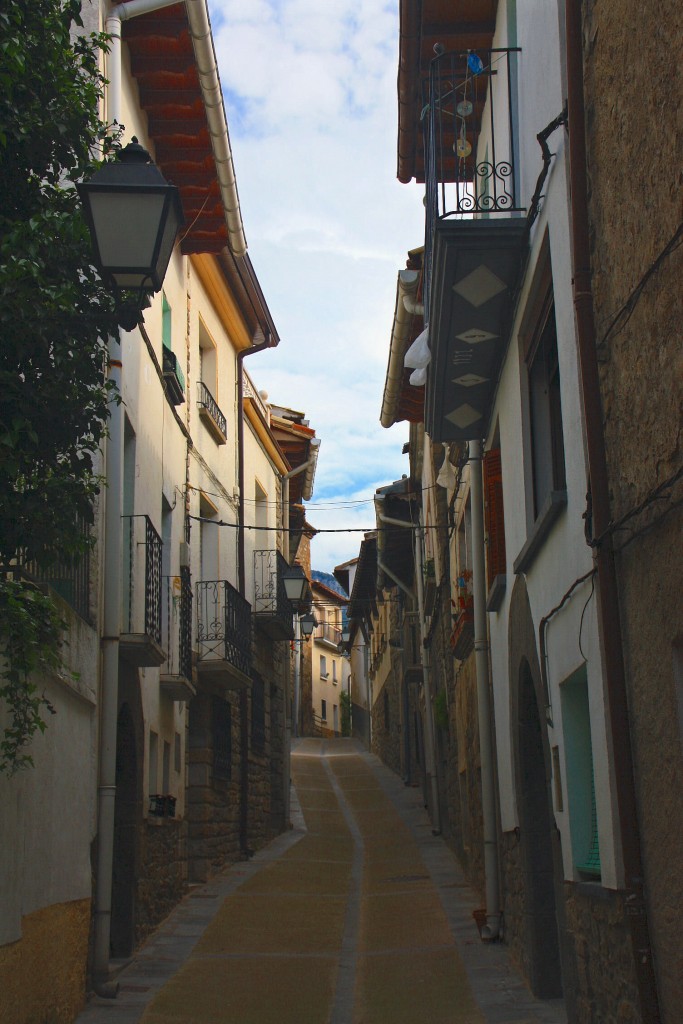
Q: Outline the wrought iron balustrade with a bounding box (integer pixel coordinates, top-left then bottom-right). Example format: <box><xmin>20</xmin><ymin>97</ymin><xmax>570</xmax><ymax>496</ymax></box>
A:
<box><xmin>197</xmin><ymin>380</ymin><xmax>227</xmax><ymax>442</ymax></box>
<box><xmin>315</xmin><ymin>622</ymin><xmax>342</xmax><ymax>647</ymax></box>
<box><xmin>122</xmin><ymin>514</ymin><xmax>163</xmax><ymax>646</ymax></box>
<box><xmin>162</xmin><ymin>346</ymin><xmax>185</xmax><ymax>405</ymax></box>
<box><xmin>423</xmin><ymin>47</ymin><xmax>522</xmax><ymax>318</ymax></box>
<box><xmin>161</xmin><ymin>570</ymin><xmax>193</xmax><ymax>688</ymax></box>
<box><xmin>17</xmin><ymin>516</ymin><xmax>91</xmax><ymax>622</ymax></box>
<box><xmin>253</xmin><ymin>549</ymin><xmax>295</xmax><ymax>640</ymax></box>
<box><xmin>196</xmin><ymin>579</ymin><xmax>251</xmax><ymax>679</ymax></box>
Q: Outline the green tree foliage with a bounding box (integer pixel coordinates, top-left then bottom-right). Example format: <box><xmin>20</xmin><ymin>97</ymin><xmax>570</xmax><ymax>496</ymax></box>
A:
<box><xmin>0</xmin><ymin>0</ymin><xmax>120</xmax><ymax>772</ymax></box>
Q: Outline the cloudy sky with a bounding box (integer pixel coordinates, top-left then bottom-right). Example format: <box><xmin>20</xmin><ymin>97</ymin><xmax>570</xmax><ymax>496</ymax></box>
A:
<box><xmin>207</xmin><ymin>0</ymin><xmax>425</xmax><ymax>574</ymax></box>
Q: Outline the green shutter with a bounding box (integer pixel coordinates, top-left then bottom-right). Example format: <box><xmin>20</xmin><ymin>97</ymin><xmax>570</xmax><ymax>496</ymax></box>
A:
<box><xmin>162</xmin><ymin>293</ymin><xmax>172</xmax><ymax>350</ymax></box>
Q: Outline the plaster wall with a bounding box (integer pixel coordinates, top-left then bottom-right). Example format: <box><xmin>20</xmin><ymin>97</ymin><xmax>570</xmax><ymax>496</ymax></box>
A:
<box><xmin>0</xmin><ymin>598</ymin><xmax>98</xmax><ymax>949</ymax></box>
<box><xmin>475</xmin><ymin>2</ymin><xmax>620</xmax><ymax>884</ymax></box>
<box><xmin>242</xmin><ymin>416</ymin><xmax>282</xmax><ymax>609</ymax></box>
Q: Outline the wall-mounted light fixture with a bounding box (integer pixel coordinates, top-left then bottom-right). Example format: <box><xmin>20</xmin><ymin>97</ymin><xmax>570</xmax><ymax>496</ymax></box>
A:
<box><xmin>78</xmin><ymin>137</ymin><xmax>184</xmax><ymax>330</ymax></box>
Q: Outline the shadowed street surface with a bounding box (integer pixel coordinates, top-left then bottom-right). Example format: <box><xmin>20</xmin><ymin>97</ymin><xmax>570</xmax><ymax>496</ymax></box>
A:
<box><xmin>75</xmin><ymin>739</ymin><xmax>566</xmax><ymax>1024</ymax></box>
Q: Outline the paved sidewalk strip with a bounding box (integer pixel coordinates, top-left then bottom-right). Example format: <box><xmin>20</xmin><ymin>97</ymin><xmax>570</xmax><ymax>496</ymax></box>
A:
<box><xmin>73</xmin><ymin>739</ymin><xmax>566</xmax><ymax>1024</ymax></box>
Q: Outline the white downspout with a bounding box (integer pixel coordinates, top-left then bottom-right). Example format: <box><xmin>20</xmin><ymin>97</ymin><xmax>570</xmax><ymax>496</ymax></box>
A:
<box><xmin>185</xmin><ymin>0</ymin><xmax>247</xmax><ymax>257</ymax></box>
<box><xmin>469</xmin><ymin>439</ymin><xmax>501</xmax><ymax>940</ymax></box>
<box><xmin>92</xmin><ymin>0</ymin><xmax>192</xmax><ymax>995</ymax></box>
<box><xmin>281</xmin><ymin>439</ymin><xmax>320</xmax><ymax>562</ymax></box>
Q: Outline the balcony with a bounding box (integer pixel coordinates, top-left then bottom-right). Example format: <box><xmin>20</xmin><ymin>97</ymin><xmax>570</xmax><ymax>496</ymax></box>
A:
<box><xmin>160</xmin><ymin>570</ymin><xmax>195</xmax><ymax>700</ymax></box>
<box><xmin>195</xmin><ymin>580</ymin><xmax>252</xmax><ymax>691</ymax></box>
<box><xmin>315</xmin><ymin>622</ymin><xmax>342</xmax><ymax>649</ymax></box>
<box><xmin>18</xmin><ymin>516</ymin><xmax>91</xmax><ymax>622</ymax></box>
<box><xmin>197</xmin><ymin>381</ymin><xmax>227</xmax><ymax>444</ymax></box>
<box><xmin>423</xmin><ymin>47</ymin><xmax>527</xmax><ymax>442</ymax></box>
<box><xmin>120</xmin><ymin>515</ymin><xmax>165</xmax><ymax>667</ymax></box>
<box><xmin>162</xmin><ymin>346</ymin><xmax>185</xmax><ymax>406</ymax></box>
<box><xmin>253</xmin><ymin>549</ymin><xmax>295</xmax><ymax>641</ymax></box>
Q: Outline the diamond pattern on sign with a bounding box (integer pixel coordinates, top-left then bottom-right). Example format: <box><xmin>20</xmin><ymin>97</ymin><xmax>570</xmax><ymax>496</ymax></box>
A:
<box><xmin>453</xmin><ymin>373</ymin><xmax>487</xmax><ymax>387</ymax></box>
<box><xmin>445</xmin><ymin>404</ymin><xmax>482</xmax><ymax>428</ymax></box>
<box><xmin>453</xmin><ymin>265</ymin><xmax>507</xmax><ymax>308</ymax></box>
<box><xmin>456</xmin><ymin>328</ymin><xmax>498</xmax><ymax>345</ymax></box>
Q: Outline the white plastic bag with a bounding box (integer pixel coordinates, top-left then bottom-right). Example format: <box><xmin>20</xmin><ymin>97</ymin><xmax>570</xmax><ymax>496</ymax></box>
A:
<box><xmin>409</xmin><ymin>366</ymin><xmax>428</xmax><ymax>386</ymax></box>
<box><xmin>404</xmin><ymin>326</ymin><xmax>430</xmax><ymax>369</ymax></box>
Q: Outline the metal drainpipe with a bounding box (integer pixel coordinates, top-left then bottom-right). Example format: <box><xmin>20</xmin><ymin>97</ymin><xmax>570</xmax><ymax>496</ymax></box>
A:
<box><xmin>413</xmin><ymin>523</ymin><xmax>441</xmax><ymax>835</ymax></box>
<box><xmin>92</xmin><ymin>0</ymin><xmax>190</xmax><ymax>995</ymax></box>
<box><xmin>236</xmin><ymin>337</ymin><xmax>273</xmax><ymax>856</ymax></box>
<box><xmin>469</xmin><ymin>440</ymin><xmax>500</xmax><ymax>940</ymax></box>
<box><xmin>565</xmin><ymin>3</ymin><xmax>660</xmax><ymax>1017</ymax></box>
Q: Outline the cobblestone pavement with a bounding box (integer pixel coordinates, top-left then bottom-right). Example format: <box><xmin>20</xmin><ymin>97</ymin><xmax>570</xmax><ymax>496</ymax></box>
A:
<box><xmin>74</xmin><ymin>738</ymin><xmax>567</xmax><ymax>1024</ymax></box>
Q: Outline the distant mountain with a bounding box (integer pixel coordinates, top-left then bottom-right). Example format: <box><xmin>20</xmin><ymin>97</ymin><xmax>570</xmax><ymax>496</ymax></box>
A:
<box><xmin>311</xmin><ymin>569</ymin><xmax>348</xmax><ymax>599</ymax></box>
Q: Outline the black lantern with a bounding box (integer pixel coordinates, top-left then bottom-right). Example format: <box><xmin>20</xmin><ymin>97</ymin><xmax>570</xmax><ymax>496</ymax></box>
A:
<box><xmin>283</xmin><ymin>563</ymin><xmax>310</xmax><ymax>608</ymax></box>
<box><xmin>299</xmin><ymin>613</ymin><xmax>317</xmax><ymax>639</ymax></box>
<box><xmin>78</xmin><ymin>138</ymin><xmax>185</xmax><ymax>330</ymax></box>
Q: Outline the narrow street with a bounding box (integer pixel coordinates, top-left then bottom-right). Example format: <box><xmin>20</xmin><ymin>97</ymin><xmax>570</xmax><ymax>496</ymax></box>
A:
<box><xmin>76</xmin><ymin>739</ymin><xmax>566</xmax><ymax>1024</ymax></box>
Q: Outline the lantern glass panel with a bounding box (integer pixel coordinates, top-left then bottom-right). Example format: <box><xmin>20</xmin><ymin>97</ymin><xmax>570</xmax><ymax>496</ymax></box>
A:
<box><xmin>87</xmin><ymin>191</ymin><xmax>167</xmax><ymax>287</ymax></box>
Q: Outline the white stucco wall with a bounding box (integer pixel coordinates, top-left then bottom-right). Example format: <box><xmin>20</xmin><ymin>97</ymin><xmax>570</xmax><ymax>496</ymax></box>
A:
<box><xmin>0</xmin><ymin>602</ymin><xmax>99</xmax><ymax>945</ymax></box>
<box><xmin>446</xmin><ymin>0</ymin><xmax>622</xmax><ymax>886</ymax></box>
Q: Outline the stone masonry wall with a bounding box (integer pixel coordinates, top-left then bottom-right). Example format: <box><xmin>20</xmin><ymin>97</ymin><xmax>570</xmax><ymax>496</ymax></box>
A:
<box><xmin>563</xmin><ymin>883</ymin><xmax>640</xmax><ymax>1024</ymax></box>
<box><xmin>445</xmin><ymin>651</ymin><xmax>484</xmax><ymax>897</ymax></box>
<box><xmin>187</xmin><ymin>691</ymin><xmax>241</xmax><ymax>882</ymax></box>
<box><xmin>136</xmin><ymin>818</ymin><xmax>187</xmax><ymax>948</ymax></box>
<box><xmin>583</xmin><ymin>2</ymin><xmax>683</xmax><ymax>1016</ymax></box>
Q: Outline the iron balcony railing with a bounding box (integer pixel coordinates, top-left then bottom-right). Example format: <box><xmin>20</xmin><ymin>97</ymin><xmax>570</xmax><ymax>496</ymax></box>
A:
<box><xmin>253</xmin><ymin>549</ymin><xmax>295</xmax><ymax>639</ymax></box>
<box><xmin>315</xmin><ymin>622</ymin><xmax>342</xmax><ymax>647</ymax></box>
<box><xmin>161</xmin><ymin>570</ymin><xmax>193</xmax><ymax>682</ymax></box>
<box><xmin>162</xmin><ymin>346</ymin><xmax>185</xmax><ymax>405</ymax></box>
<box><xmin>196</xmin><ymin>579</ymin><xmax>252</xmax><ymax>677</ymax></box>
<box><xmin>197</xmin><ymin>380</ymin><xmax>227</xmax><ymax>440</ymax></box>
<box><xmin>423</xmin><ymin>47</ymin><xmax>522</xmax><ymax>318</ymax></box>
<box><xmin>17</xmin><ymin>516</ymin><xmax>91</xmax><ymax>622</ymax></box>
<box><xmin>122</xmin><ymin>514</ymin><xmax>162</xmax><ymax>644</ymax></box>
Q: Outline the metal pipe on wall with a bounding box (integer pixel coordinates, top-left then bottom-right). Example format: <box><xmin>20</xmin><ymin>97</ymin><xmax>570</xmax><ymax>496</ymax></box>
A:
<box><xmin>469</xmin><ymin>439</ymin><xmax>501</xmax><ymax>940</ymax></box>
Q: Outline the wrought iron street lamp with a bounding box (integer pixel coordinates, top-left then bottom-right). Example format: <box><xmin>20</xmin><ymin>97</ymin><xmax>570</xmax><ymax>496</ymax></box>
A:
<box><xmin>282</xmin><ymin>563</ymin><xmax>310</xmax><ymax>608</ymax></box>
<box><xmin>78</xmin><ymin>137</ymin><xmax>184</xmax><ymax>330</ymax></box>
<box><xmin>299</xmin><ymin>612</ymin><xmax>317</xmax><ymax>639</ymax></box>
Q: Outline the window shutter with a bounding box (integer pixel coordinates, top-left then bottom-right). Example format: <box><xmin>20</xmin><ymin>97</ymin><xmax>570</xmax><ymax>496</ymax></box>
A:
<box><xmin>483</xmin><ymin>448</ymin><xmax>506</xmax><ymax>589</ymax></box>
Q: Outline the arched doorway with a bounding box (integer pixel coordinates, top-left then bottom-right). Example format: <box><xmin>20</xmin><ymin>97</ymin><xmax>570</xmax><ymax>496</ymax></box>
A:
<box><xmin>517</xmin><ymin>658</ymin><xmax>562</xmax><ymax>998</ymax></box>
<box><xmin>111</xmin><ymin>702</ymin><xmax>138</xmax><ymax>957</ymax></box>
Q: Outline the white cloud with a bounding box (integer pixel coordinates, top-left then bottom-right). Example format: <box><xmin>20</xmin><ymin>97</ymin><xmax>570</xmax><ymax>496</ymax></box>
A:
<box><xmin>208</xmin><ymin>0</ymin><xmax>424</xmax><ymax>570</ymax></box>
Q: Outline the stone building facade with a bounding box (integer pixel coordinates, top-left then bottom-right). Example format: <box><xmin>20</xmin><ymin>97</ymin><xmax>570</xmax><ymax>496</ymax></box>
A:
<box><xmin>582</xmin><ymin>1</ymin><xmax>683</xmax><ymax>1017</ymax></box>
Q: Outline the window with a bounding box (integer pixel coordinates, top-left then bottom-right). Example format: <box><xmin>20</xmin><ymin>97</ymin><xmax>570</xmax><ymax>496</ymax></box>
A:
<box><xmin>561</xmin><ymin>666</ymin><xmax>600</xmax><ymax>879</ymax></box>
<box><xmin>320</xmin><ymin>654</ymin><xmax>328</xmax><ymax>679</ymax></box>
<box><xmin>332</xmin><ymin>660</ymin><xmax>337</xmax><ymax>683</ymax></box>
<box><xmin>197</xmin><ymin>320</ymin><xmax>226</xmax><ymax>442</ymax></box>
<box><xmin>527</xmin><ymin>295</ymin><xmax>566</xmax><ymax>519</ymax></box>
<box><xmin>321</xmin><ymin>699</ymin><xmax>327</xmax><ymax>722</ymax></box>
<box><xmin>199</xmin><ymin>491</ymin><xmax>219</xmax><ymax>582</ymax></box>
<box><xmin>162</xmin><ymin>292</ymin><xmax>172</xmax><ymax>350</ymax></box>
<box><xmin>174</xmin><ymin>731</ymin><xmax>181</xmax><ymax>774</ymax></box>
<box><xmin>148</xmin><ymin>730</ymin><xmax>158</xmax><ymax>795</ymax></box>
<box><xmin>255</xmin><ymin>481</ymin><xmax>268</xmax><ymax>548</ymax></box>
<box><xmin>251</xmin><ymin>674</ymin><xmax>265</xmax><ymax>754</ymax></box>
<box><xmin>212</xmin><ymin>697</ymin><xmax>232</xmax><ymax>782</ymax></box>
<box><xmin>162</xmin><ymin>740</ymin><xmax>170</xmax><ymax>794</ymax></box>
